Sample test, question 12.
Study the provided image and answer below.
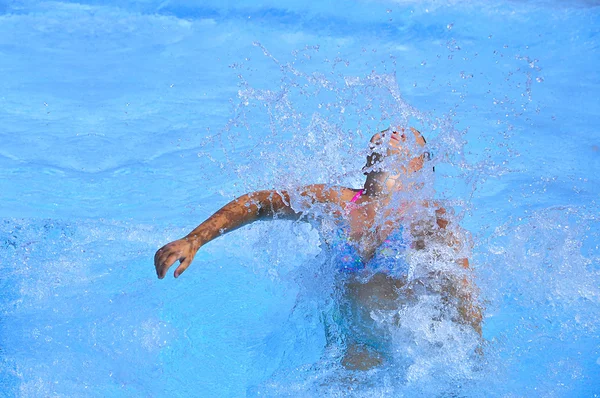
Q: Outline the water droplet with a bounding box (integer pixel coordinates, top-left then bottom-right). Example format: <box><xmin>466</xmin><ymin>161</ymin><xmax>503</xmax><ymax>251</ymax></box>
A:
<box><xmin>536</xmin><ymin>77</ymin><xmax>544</xmax><ymax>83</ymax></box>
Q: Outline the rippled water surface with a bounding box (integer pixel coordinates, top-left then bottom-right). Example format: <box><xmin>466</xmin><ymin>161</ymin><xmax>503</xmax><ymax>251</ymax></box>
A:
<box><xmin>1</xmin><ymin>1</ymin><xmax>599</xmax><ymax>397</ymax></box>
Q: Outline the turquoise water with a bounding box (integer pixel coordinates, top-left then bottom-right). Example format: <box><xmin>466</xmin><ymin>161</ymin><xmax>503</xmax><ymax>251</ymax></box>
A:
<box><xmin>1</xmin><ymin>1</ymin><xmax>599</xmax><ymax>397</ymax></box>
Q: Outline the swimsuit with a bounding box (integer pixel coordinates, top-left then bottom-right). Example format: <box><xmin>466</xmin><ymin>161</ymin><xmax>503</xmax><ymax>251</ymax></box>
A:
<box><xmin>320</xmin><ymin>191</ymin><xmax>413</xmax><ymax>357</ymax></box>
<box><xmin>330</xmin><ymin>190</ymin><xmax>411</xmax><ymax>277</ymax></box>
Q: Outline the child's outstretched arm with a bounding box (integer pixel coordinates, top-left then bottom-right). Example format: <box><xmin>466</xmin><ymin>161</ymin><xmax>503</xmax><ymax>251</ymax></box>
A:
<box><xmin>154</xmin><ymin>185</ymin><xmax>346</xmax><ymax>279</ymax></box>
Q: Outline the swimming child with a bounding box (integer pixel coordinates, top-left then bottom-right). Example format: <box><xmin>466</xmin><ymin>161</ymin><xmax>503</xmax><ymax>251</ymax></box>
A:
<box><xmin>154</xmin><ymin>127</ymin><xmax>482</xmax><ymax>370</ymax></box>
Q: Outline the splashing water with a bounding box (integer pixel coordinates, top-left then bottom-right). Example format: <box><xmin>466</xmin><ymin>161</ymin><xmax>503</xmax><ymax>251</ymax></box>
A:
<box><xmin>240</xmin><ymin>40</ymin><xmax>597</xmax><ymax>395</ymax></box>
<box><xmin>200</xmin><ymin>43</ymin><xmax>600</xmax><ymax>396</ymax></box>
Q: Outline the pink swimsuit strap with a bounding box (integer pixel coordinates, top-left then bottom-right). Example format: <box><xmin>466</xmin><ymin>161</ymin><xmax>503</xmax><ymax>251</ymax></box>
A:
<box><xmin>350</xmin><ymin>189</ymin><xmax>365</xmax><ymax>203</ymax></box>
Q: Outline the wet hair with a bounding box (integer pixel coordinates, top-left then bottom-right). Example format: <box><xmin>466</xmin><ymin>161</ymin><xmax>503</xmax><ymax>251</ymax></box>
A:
<box><xmin>363</xmin><ymin>134</ymin><xmax>386</xmax><ymax>174</ymax></box>
<box><xmin>363</xmin><ymin>128</ymin><xmax>431</xmax><ymax>174</ymax></box>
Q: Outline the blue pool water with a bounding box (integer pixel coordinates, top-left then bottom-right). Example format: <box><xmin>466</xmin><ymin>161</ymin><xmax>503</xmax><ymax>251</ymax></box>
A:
<box><xmin>1</xmin><ymin>1</ymin><xmax>599</xmax><ymax>397</ymax></box>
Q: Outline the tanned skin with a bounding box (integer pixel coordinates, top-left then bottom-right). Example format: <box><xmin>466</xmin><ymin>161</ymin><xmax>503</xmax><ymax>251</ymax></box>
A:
<box><xmin>154</xmin><ymin>127</ymin><xmax>482</xmax><ymax>369</ymax></box>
